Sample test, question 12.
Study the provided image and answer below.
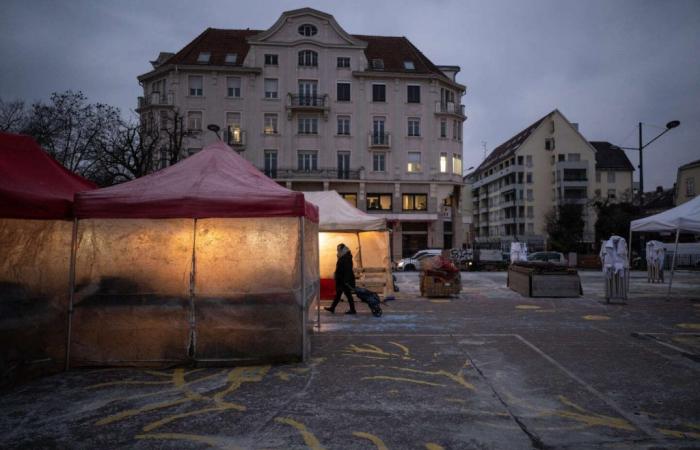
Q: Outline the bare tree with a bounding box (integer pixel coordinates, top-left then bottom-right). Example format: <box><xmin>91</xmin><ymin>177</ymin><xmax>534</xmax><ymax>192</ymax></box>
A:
<box><xmin>0</xmin><ymin>98</ymin><xmax>28</xmax><ymax>133</ymax></box>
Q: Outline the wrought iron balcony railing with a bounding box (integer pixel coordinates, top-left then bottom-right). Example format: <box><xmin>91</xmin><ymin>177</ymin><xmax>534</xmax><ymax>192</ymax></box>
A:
<box><xmin>368</xmin><ymin>132</ymin><xmax>391</xmax><ymax>148</ymax></box>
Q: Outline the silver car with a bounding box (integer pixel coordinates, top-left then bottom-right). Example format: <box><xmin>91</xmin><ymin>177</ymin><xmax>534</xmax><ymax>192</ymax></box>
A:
<box><xmin>396</xmin><ymin>249</ymin><xmax>442</xmax><ymax>271</ymax></box>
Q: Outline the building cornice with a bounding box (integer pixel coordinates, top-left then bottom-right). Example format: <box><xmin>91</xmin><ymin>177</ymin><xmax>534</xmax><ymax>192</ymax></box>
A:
<box><xmin>138</xmin><ymin>64</ymin><xmax>263</xmax><ymax>82</ymax></box>
<box><xmin>351</xmin><ymin>71</ymin><xmax>466</xmax><ymax>92</ymax></box>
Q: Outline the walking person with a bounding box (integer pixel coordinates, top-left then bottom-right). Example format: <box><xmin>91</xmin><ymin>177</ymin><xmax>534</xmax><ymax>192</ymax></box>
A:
<box><xmin>324</xmin><ymin>243</ymin><xmax>357</xmax><ymax>314</ymax></box>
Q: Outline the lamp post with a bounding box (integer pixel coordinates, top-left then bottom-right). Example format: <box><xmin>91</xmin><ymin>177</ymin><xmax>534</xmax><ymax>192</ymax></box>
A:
<box><xmin>621</xmin><ymin>120</ymin><xmax>680</xmax><ymax>207</ymax></box>
<box><xmin>206</xmin><ymin>124</ymin><xmax>222</xmax><ymax>141</ymax></box>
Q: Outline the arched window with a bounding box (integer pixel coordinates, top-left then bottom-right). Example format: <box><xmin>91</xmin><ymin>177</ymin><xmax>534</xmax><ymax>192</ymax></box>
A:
<box><xmin>298</xmin><ymin>24</ymin><xmax>318</xmax><ymax>37</ymax></box>
<box><xmin>298</xmin><ymin>50</ymin><xmax>318</xmax><ymax>67</ymax></box>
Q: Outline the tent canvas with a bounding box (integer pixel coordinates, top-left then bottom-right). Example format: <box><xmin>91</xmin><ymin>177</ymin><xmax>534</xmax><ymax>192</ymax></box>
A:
<box><xmin>302</xmin><ymin>191</ymin><xmax>392</xmax><ymax>302</ymax></box>
<box><xmin>630</xmin><ymin>195</ymin><xmax>700</xmax><ymax>295</ymax></box>
<box><xmin>0</xmin><ymin>132</ymin><xmax>95</xmax><ymax>384</ymax></box>
<box><xmin>69</xmin><ymin>142</ymin><xmax>319</xmax><ymax>366</ymax></box>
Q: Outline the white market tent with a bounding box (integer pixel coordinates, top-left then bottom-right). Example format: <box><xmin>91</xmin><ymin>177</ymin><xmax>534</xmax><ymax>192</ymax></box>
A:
<box><xmin>302</xmin><ymin>191</ymin><xmax>393</xmax><ymax>303</ymax></box>
<box><xmin>630</xmin><ymin>195</ymin><xmax>700</xmax><ymax>294</ymax></box>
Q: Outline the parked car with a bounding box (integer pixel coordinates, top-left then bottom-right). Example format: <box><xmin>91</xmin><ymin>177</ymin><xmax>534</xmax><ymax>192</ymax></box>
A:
<box><xmin>527</xmin><ymin>251</ymin><xmax>567</xmax><ymax>265</ymax></box>
<box><xmin>396</xmin><ymin>249</ymin><xmax>442</xmax><ymax>271</ymax></box>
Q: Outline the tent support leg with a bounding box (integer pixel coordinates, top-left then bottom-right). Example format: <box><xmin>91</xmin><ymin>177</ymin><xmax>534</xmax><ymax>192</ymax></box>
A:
<box><xmin>628</xmin><ymin>228</ymin><xmax>633</xmax><ymax>293</ymax></box>
<box><xmin>188</xmin><ymin>219</ymin><xmax>197</xmax><ymax>361</ymax></box>
<box><xmin>300</xmin><ymin>218</ymin><xmax>308</xmax><ymax>362</ymax></box>
<box><xmin>667</xmin><ymin>227</ymin><xmax>680</xmax><ymax>299</ymax></box>
<box><xmin>65</xmin><ymin>218</ymin><xmax>79</xmax><ymax>371</ymax></box>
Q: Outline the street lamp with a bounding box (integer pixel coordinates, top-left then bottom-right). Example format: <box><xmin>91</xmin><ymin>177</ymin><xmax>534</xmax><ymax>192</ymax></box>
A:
<box><xmin>206</xmin><ymin>124</ymin><xmax>222</xmax><ymax>141</ymax></box>
<box><xmin>621</xmin><ymin>120</ymin><xmax>680</xmax><ymax>206</ymax></box>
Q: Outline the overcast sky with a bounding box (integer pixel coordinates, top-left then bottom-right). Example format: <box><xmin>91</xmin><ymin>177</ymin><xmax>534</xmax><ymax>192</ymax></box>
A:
<box><xmin>1</xmin><ymin>0</ymin><xmax>698</xmax><ymax>189</ymax></box>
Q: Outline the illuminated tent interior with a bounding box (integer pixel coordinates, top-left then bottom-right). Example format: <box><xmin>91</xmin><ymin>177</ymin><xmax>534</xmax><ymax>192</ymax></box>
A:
<box><xmin>302</xmin><ymin>191</ymin><xmax>392</xmax><ymax>300</ymax></box>
<box><xmin>0</xmin><ymin>132</ymin><xmax>96</xmax><ymax>383</ymax></box>
<box><xmin>70</xmin><ymin>141</ymin><xmax>319</xmax><ymax>366</ymax></box>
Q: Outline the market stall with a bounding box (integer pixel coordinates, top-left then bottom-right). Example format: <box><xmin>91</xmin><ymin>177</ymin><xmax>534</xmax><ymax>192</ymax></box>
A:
<box><xmin>301</xmin><ymin>191</ymin><xmax>392</xmax><ymax>300</ymax></box>
<box><xmin>70</xmin><ymin>141</ymin><xmax>319</xmax><ymax>366</ymax></box>
<box><xmin>630</xmin><ymin>195</ymin><xmax>700</xmax><ymax>295</ymax></box>
<box><xmin>0</xmin><ymin>132</ymin><xmax>95</xmax><ymax>382</ymax></box>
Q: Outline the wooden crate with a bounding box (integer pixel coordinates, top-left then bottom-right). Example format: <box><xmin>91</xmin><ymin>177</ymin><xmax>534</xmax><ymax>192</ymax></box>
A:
<box><xmin>420</xmin><ymin>273</ymin><xmax>461</xmax><ymax>297</ymax></box>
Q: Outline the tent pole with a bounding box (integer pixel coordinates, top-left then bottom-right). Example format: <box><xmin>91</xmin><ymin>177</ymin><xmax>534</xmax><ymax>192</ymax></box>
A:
<box><xmin>64</xmin><ymin>218</ymin><xmax>79</xmax><ymax>371</ymax></box>
<box><xmin>667</xmin><ymin>226</ymin><xmax>680</xmax><ymax>299</ymax></box>
<box><xmin>300</xmin><ymin>217</ymin><xmax>308</xmax><ymax>361</ymax></box>
<box><xmin>188</xmin><ymin>219</ymin><xmax>198</xmax><ymax>361</ymax></box>
<box><xmin>628</xmin><ymin>227</ymin><xmax>633</xmax><ymax>293</ymax></box>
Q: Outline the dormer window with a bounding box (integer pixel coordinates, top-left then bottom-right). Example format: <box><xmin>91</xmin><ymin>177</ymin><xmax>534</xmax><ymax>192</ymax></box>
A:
<box><xmin>298</xmin><ymin>24</ymin><xmax>318</xmax><ymax>37</ymax></box>
<box><xmin>404</xmin><ymin>60</ymin><xmax>415</xmax><ymax>70</ymax></box>
<box><xmin>197</xmin><ymin>52</ymin><xmax>210</xmax><ymax>63</ymax></box>
<box><xmin>224</xmin><ymin>53</ymin><xmax>238</xmax><ymax>64</ymax></box>
<box><xmin>371</xmin><ymin>59</ymin><xmax>384</xmax><ymax>70</ymax></box>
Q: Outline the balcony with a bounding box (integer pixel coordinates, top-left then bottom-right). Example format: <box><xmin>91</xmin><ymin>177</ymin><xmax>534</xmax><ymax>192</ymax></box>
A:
<box><xmin>368</xmin><ymin>132</ymin><xmax>391</xmax><ymax>148</ymax></box>
<box><xmin>224</xmin><ymin>129</ymin><xmax>246</xmax><ymax>149</ymax></box>
<box><xmin>286</xmin><ymin>94</ymin><xmax>330</xmax><ymax>119</ymax></box>
<box><xmin>434</xmin><ymin>101</ymin><xmax>466</xmax><ymax>118</ymax></box>
<box><xmin>269</xmin><ymin>168</ymin><xmax>361</xmax><ymax>180</ymax></box>
<box><xmin>137</xmin><ymin>92</ymin><xmax>174</xmax><ymax>111</ymax></box>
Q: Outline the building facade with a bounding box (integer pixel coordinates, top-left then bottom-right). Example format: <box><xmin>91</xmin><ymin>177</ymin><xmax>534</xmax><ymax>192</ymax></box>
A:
<box><xmin>469</xmin><ymin>110</ymin><xmax>633</xmax><ymax>248</ymax></box>
<box><xmin>136</xmin><ymin>8</ymin><xmax>467</xmax><ymax>260</ymax></box>
<box><xmin>675</xmin><ymin>159</ymin><xmax>699</xmax><ymax>206</ymax></box>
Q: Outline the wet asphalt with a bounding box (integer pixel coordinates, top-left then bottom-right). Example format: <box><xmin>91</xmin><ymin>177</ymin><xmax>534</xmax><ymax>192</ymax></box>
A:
<box><xmin>0</xmin><ymin>270</ymin><xmax>699</xmax><ymax>449</ymax></box>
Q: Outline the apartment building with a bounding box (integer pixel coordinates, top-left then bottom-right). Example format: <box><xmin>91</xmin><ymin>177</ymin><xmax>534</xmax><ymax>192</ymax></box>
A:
<box><xmin>675</xmin><ymin>159</ymin><xmax>699</xmax><ymax>205</ymax></box>
<box><xmin>136</xmin><ymin>8</ymin><xmax>467</xmax><ymax>259</ymax></box>
<box><xmin>470</xmin><ymin>110</ymin><xmax>633</xmax><ymax>247</ymax></box>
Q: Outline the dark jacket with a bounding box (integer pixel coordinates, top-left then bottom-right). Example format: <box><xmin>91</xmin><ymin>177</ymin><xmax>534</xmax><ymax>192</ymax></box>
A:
<box><xmin>335</xmin><ymin>250</ymin><xmax>355</xmax><ymax>287</ymax></box>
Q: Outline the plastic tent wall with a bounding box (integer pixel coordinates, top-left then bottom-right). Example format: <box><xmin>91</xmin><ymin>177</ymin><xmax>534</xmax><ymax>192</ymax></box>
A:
<box><xmin>69</xmin><ymin>143</ymin><xmax>319</xmax><ymax>366</ymax></box>
<box><xmin>0</xmin><ymin>133</ymin><xmax>95</xmax><ymax>384</ymax></box>
<box><xmin>302</xmin><ymin>191</ymin><xmax>392</xmax><ymax>299</ymax></box>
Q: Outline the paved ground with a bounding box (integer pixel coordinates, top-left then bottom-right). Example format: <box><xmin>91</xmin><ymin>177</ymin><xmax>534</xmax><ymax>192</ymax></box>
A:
<box><xmin>1</xmin><ymin>270</ymin><xmax>699</xmax><ymax>449</ymax></box>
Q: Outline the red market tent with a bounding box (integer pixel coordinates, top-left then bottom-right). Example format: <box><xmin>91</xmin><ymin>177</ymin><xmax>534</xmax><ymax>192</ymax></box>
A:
<box><xmin>68</xmin><ymin>141</ymin><xmax>319</xmax><ymax>367</ymax></box>
<box><xmin>0</xmin><ymin>132</ymin><xmax>95</xmax><ymax>385</ymax></box>
<box><xmin>0</xmin><ymin>132</ymin><xmax>96</xmax><ymax>219</ymax></box>
<box><xmin>74</xmin><ymin>141</ymin><xmax>317</xmax><ymax>221</ymax></box>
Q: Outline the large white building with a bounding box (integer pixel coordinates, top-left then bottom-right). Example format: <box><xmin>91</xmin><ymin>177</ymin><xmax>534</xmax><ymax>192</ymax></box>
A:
<box><xmin>136</xmin><ymin>8</ymin><xmax>467</xmax><ymax>259</ymax></box>
<box><xmin>469</xmin><ymin>110</ymin><xmax>634</xmax><ymax>248</ymax></box>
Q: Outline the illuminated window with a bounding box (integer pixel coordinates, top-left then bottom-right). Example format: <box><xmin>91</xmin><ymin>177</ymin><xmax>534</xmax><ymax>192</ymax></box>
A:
<box><xmin>341</xmin><ymin>193</ymin><xmax>357</xmax><ymax>207</ymax></box>
<box><xmin>402</xmin><ymin>194</ymin><xmax>427</xmax><ymax>211</ymax></box>
<box><xmin>452</xmin><ymin>153</ymin><xmax>462</xmax><ymax>175</ymax></box>
<box><xmin>263</xmin><ymin>114</ymin><xmax>278</xmax><ymax>135</ymax></box>
<box><xmin>407</xmin><ymin>152</ymin><xmax>422</xmax><ymax>172</ymax></box>
<box><xmin>367</xmin><ymin>193</ymin><xmax>392</xmax><ymax>210</ymax></box>
<box><xmin>440</xmin><ymin>153</ymin><xmax>448</xmax><ymax>173</ymax></box>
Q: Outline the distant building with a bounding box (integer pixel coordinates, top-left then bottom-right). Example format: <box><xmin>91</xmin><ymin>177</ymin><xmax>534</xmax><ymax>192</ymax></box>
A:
<box><xmin>136</xmin><ymin>7</ymin><xmax>467</xmax><ymax>259</ymax></box>
<box><xmin>470</xmin><ymin>109</ymin><xmax>634</xmax><ymax>247</ymax></box>
<box><xmin>675</xmin><ymin>158</ymin><xmax>699</xmax><ymax>206</ymax></box>
<box><xmin>642</xmin><ymin>186</ymin><xmax>675</xmax><ymax>215</ymax></box>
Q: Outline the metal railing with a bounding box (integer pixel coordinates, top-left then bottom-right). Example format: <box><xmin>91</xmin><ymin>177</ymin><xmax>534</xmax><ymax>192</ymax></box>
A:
<box><xmin>288</xmin><ymin>94</ymin><xmax>328</xmax><ymax>108</ymax></box>
<box><xmin>368</xmin><ymin>132</ymin><xmax>391</xmax><ymax>148</ymax></box>
<box><xmin>137</xmin><ymin>92</ymin><xmax>174</xmax><ymax>109</ymax></box>
<box><xmin>435</xmin><ymin>101</ymin><xmax>465</xmax><ymax>116</ymax></box>
<box><xmin>267</xmin><ymin>168</ymin><xmax>361</xmax><ymax>180</ymax></box>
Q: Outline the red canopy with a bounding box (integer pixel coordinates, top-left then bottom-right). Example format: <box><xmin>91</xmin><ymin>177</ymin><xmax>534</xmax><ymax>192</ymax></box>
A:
<box><xmin>74</xmin><ymin>141</ymin><xmax>318</xmax><ymax>222</ymax></box>
<box><xmin>0</xmin><ymin>132</ymin><xmax>96</xmax><ymax>220</ymax></box>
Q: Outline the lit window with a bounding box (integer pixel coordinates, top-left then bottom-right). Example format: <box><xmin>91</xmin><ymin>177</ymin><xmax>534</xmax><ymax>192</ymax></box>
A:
<box><xmin>407</xmin><ymin>152</ymin><xmax>422</xmax><ymax>172</ymax></box>
<box><xmin>407</xmin><ymin>118</ymin><xmax>420</xmax><ymax>137</ymax></box>
<box><xmin>224</xmin><ymin>53</ymin><xmax>237</xmax><ymax>64</ymax></box>
<box><xmin>367</xmin><ymin>193</ymin><xmax>392</xmax><ymax>210</ymax></box>
<box><xmin>341</xmin><ymin>193</ymin><xmax>357</xmax><ymax>207</ymax></box>
<box><xmin>298</xmin><ymin>24</ymin><xmax>318</xmax><ymax>36</ymax></box>
<box><xmin>404</xmin><ymin>60</ymin><xmax>415</xmax><ymax>70</ymax></box>
<box><xmin>197</xmin><ymin>52</ymin><xmax>210</xmax><ymax>63</ymax></box>
<box><xmin>226</xmin><ymin>77</ymin><xmax>241</xmax><ymax>97</ymax></box>
<box><xmin>264</xmin><ymin>54</ymin><xmax>278</xmax><ymax>65</ymax></box>
<box><xmin>188</xmin><ymin>76</ymin><xmax>203</xmax><ymax>96</ymax></box>
<box><xmin>263</xmin><ymin>114</ymin><xmax>278</xmax><ymax>135</ymax></box>
<box><xmin>298</xmin><ymin>50</ymin><xmax>318</xmax><ymax>67</ymax></box>
<box><xmin>264</xmin><ymin>78</ymin><xmax>278</xmax><ymax>99</ymax></box>
<box><xmin>440</xmin><ymin>153</ymin><xmax>448</xmax><ymax>173</ymax></box>
<box><xmin>402</xmin><ymin>194</ymin><xmax>427</xmax><ymax>211</ymax></box>
<box><xmin>226</xmin><ymin>112</ymin><xmax>242</xmax><ymax>145</ymax></box>
<box><xmin>452</xmin><ymin>153</ymin><xmax>462</xmax><ymax>175</ymax></box>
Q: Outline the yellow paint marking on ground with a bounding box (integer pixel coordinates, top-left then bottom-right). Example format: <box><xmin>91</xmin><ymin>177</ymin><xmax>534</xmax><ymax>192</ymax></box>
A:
<box><xmin>213</xmin><ymin>366</ymin><xmax>270</xmax><ymax>404</ymax></box>
<box><xmin>275</xmin><ymin>371</ymin><xmax>292</xmax><ymax>381</ymax></box>
<box><xmin>582</xmin><ymin>315</ymin><xmax>611</xmax><ymax>321</ymax></box>
<box><xmin>425</xmin><ymin>443</ymin><xmax>445</xmax><ymax>450</ymax></box>
<box><xmin>657</xmin><ymin>428</ymin><xmax>700</xmax><ymax>439</ymax></box>
<box><xmin>346</xmin><ymin>344</ymin><xmax>397</xmax><ymax>358</ymax></box>
<box><xmin>541</xmin><ymin>396</ymin><xmax>634</xmax><ymax>431</ymax></box>
<box><xmin>88</xmin><ymin>380</ymin><xmax>172</xmax><ymax>389</ymax></box>
<box><xmin>275</xmin><ymin>417</ymin><xmax>325</xmax><ymax>450</ymax></box>
<box><xmin>390</xmin><ymin>366</ymin><xmax>475</xmax><ymax>390</ymax></box>
<box><xmin>388</xmin><ymin>341</ymin><xmax>412</xmax><ymax>359</ymax></box>
<box><xmin>353</xmin><ymin>431</ymin><xmax>389</xmax><ymax>450</ymax></box>
<box><xmin>430</xmin><ymin>299</ymin><xmax>450</xmax><ymax>303</ymax></box>
<box><xmin>676</xmin><ymin>323</ymin><xmax>700</xmax><ymax>330</ymax></box>
<box><xmin>142</xmin><ymin>404</ymin><xmax>244</xmax><ymax>432</ymax></box>
<box><xmin>516</xmin><ymin>305</ymin><xmax>541</xmax><ymax>310</ymax></box>
<box><xmin>96</xmin><ymin>397</ymin><xmax>190</xmax><ymax>426</ymax></box>
<box><xmin>361</xmin><ymin>376</ymin><xmax>446</xmax><ymax>387</ymax></box>
<box><xmin>143</xmin><ymin>370</ymin><xmax>171</xmax><ymax>378</ymax></box>
<box><xmin>135</xmin><ymin>432</ymin><xmax>242</xmax><ymax>449</ymax></box>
